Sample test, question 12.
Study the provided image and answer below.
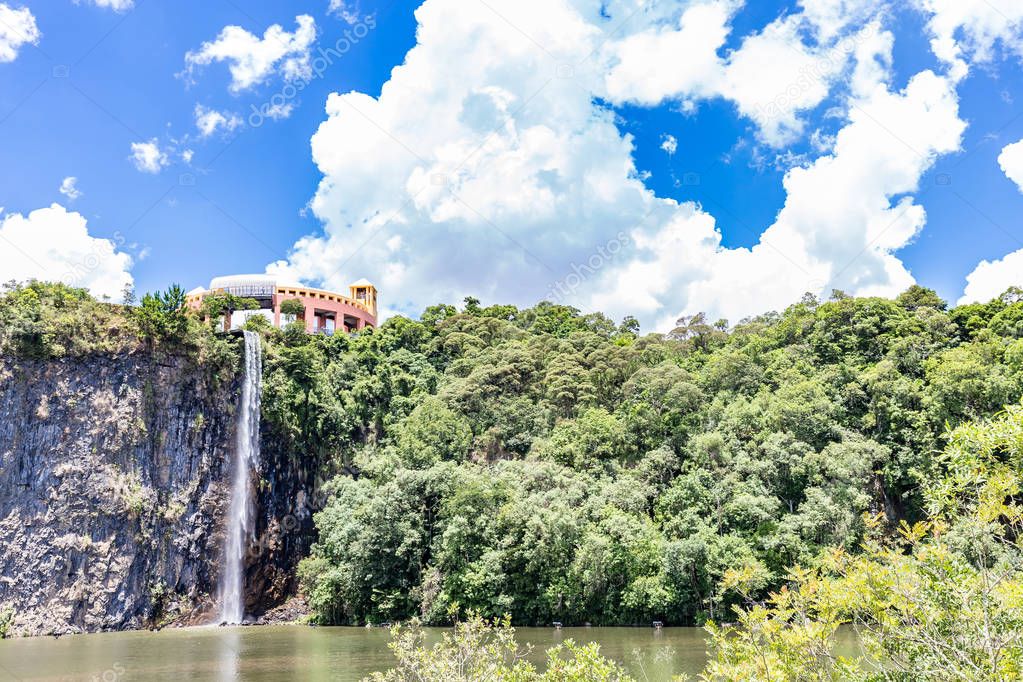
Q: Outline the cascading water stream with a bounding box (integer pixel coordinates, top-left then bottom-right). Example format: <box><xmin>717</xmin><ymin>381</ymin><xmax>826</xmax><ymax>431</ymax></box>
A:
<box><xmin>218</xmin><ymin>331</ymin><xmax>262</xmax><ymax>624</ymax></box>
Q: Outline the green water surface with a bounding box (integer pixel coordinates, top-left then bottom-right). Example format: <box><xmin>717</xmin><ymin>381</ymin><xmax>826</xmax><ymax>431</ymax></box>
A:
<box><xmin>0</xmin><ymin>625</ymin><xmax>710</xmax><ymax>681</ymax></box>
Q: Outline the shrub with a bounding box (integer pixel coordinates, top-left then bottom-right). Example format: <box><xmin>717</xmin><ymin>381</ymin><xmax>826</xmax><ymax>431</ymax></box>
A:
<box><xmin>0</xmin><ymin>606</ymin><xmax>13</xmax><ymax>638</ymax></box>
<box><xmin>363</xmin><ymin>613</ymin><xmax>636</xmax><ymax>682</ymax></box>
<box><xmin>134</xmin><ymin>284</ymin><xmax>189</xmax><ymax>341</ymax></box>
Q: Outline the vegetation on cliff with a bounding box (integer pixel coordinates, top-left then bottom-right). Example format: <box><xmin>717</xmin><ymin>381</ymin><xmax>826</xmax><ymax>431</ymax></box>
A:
<box><xmin>0</xmin><ymin>280</ymin><xmax>238</xmax><ymax>377</ymax></box>
<box><xmin>0</xmin><ymin>280</ymin><xmax>139</xmax><ymax>357</ymax></box>
<box><xmin>282</xmin><ymin>285</ymin><xmax>1023</xmax><ymax>629</ymax></box>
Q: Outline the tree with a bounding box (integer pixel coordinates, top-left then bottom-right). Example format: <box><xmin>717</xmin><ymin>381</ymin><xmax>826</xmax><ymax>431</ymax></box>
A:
<box><xmin>481</xmin><ymin>304</ymin><xmax>519</xmax><ymax>321</ymax></box>
<box><xmin>393</xmin><ymin>397</ymin><xmax>473</xmax><ymax>467</ymax></box>
<box><xmin>897</xmin><ymin>284</ymin><xmax>947</xmax><ymax>311</ymax></box>
<box><xmin>701</xmin><ymin>405</ymin><xmax>1023</xmax><ymax>681</ymax></box>
<box><xmin>242</xmin><ymin>314</ymin><xmax>273</xmax><ymax>333</ymax></box>
<box><xmin>1001</xmin><ymin>286</ymin><xmax>1023</xmax><ymax>304</ymax></box>
<box><xmin>618</xmin><ymin>316</ymin><xmax>640</xmax><ymax>337</ymax></box>
<box><xmin>280</xmin><ymin>298</ymin><xmax>306</xmax><ymax>319</ymax></box>
<box><xmin>135</xmin><ymin>284</ymin><xmax>189</xmax><ymax>341</ymax></box>
<box><xmin>282</xmin><ymin>344</ymin><xmax>323</xmax><ymax>443</ymax></box>
<box><xmin>534</xmin><ymin>408</ymin><xmax>632</xmax><ymax>469</ymax></box>
<box><xmin>668</xmin><ymin>313</ymin><xmax>725</xmax><ymax>351</ymax></box>
<box><xmin>421</xmin><ymin>303</ymin><xmax>458</xmax><ymax>326</ymax></box>
<box><xmin>121</xmin><ymin>283</ymin><xmax>136</xmax><ymax>307</ymax></box>
<box><xmin>199</xmin><ymin>292</ymin><xmax>258</xmax><ymax>328</ymax></box>
<box><xmin>520</xmin><ymin>302</ymin><xmax>589</xmax><ymax>337</ymax></box>
<box><xmin>282</xmin><ymin>320</ymin><xmax>309</xmax><ymax>347</ymax></box>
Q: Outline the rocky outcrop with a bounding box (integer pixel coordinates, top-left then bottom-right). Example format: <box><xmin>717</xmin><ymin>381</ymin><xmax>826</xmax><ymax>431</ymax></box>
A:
<box><xmin>245</xmin><ymin>406</ymin><xmax>325</xmax><ymax>618</ymax></box>
<box><xmin>0</xmin><ymin>346</ymin><xmax>243</xmax><ymax>636</ymax></box>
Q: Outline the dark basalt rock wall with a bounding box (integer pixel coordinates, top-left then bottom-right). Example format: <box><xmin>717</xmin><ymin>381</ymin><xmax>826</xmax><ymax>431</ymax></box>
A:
<box><xmin>0</xmin><ymin>340</ymin><xmax>321</xmax><ymax>636</ymax></box>
<box><xmin>245</xmin><ymin>409</ymin><xmax>322</xmax><ymax>619</ymax></box>
<box><xmin>0</xmin><ymin>348</ymin><xmax>244</xmax><ymax>635</ymax></box>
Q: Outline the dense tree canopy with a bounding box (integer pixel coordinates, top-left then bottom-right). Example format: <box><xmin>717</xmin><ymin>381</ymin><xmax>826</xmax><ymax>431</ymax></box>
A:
<box><xmin>288</xmin><ymin>288</ymin><xmax>1023</xmax><ymax>627</ymax></box>
<box><xmin>702</xmin><ymin>403</ymin><xmax>1023</xmax><ymax>680</ymax></box>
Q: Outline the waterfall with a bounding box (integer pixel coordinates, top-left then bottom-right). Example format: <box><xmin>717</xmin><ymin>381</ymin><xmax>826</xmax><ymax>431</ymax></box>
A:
<box><xmin>219</xmin><ymin>331</ymin><xmax>262</xmax><ymax>624</ymax></box>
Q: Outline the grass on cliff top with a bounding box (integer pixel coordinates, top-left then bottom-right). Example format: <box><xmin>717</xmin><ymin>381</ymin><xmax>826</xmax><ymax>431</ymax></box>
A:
<box><xmin>0</xmin><ymin>280</ymin><xmax>138</xmax><ymax>358</ymax></box>
<box><xmin>0</xmin><ymin>281</ymin><xmax>236</xmax><ymax>378</ymax></box>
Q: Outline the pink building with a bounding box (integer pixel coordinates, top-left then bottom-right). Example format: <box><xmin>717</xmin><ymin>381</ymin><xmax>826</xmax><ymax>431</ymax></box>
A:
<box><xmin>186</xmin><ymin>275</ymin><xmax>377</xmax><ymax>334</ymax></box>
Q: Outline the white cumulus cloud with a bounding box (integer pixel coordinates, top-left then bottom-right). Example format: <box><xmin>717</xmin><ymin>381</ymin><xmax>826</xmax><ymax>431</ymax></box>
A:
<box><xmin>194</xmin><ymin>104</ymin><xmax>243</xmax><ymax>137</ymax></box>
<box><xmin>264</xmin><ymin>101</ymin><xmax>295</xmax><ymax>120</ymax></box>
<box><xmin>603</xmin><ymin>2</ymin><xmax>733</xmax><ymax>107</ymax></box>
<box><xmin>0</xmin><ymin>204</ymin><xmax>133</xmax><ymax>299</ymax></box>
<box><xmin>960</xmin><ymin>250</ymin><xmax>1023</xmax><ymax>305</ymax></box>
<box><xmin>183</xmin><ymin>15</ymin><xmax>317</xmax><ymax>93</ymax></box>
<box><xmin>0</xmin><ymin>3</ymin><xmax>40</xmax><ymax>63</ymax></box>
<box><xmin>328</xmin><ymin>0</ymin><xmax>360</xmax><ymax>24</ymax></box>
<box><xmin>913</xmin><ymin>0</ymin><xmax>1023</xmax><ymax>65</ymax></box>
<box><xmin>130</xmin><ymin>139</ymin><xmax>169</xmax><ymax>173</ymax></box>
<box><xmin>603</xmin><ymin>1</ymin><xmax>885</xmax><ymax>147</ymax></box>
<box><xmin>798</xmin><ymin>0</ymin><xmax>885</xmax><ymax>41</ymax></box>
<box><xmin>998</xmin><ymin>139</ymin><xmax>1023</xmax><ymax>193</ymax></box>
<box><xmin>75</xmin><ymin>0</ymin><xmax>134</xmax><ymax>11</ymax></box>
<box><xmin>958</xmin><ymin>139</ymin><xmax>1023</xmax><ymax>304</ymax></box>
<box><xmin>58</xmin><ymin>176</ymin><xmax>82</xmax><ymax>201</ymax></box>
<box><xmin>267</xmin><ymin>0</ymin><xmax>967</xmax><ymax>329</ymax></box>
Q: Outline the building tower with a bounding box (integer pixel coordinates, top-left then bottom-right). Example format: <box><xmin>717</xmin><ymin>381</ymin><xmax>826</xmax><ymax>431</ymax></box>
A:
<box><xmin>349</xmin><ymin>279</ymin><xmax>378</xmax><ymax>318</ymax></box>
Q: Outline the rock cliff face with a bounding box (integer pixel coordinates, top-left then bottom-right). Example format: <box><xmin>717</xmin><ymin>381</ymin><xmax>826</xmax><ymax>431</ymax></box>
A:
<box><xmin>0</xmin><ymin>347</ymin><xmax>243</xmax><ymax>635</ymax></box>
<box><xmin>246</xmin><ymin>421</ymin><xmax>322</xmax><ymax>620</ymax></box>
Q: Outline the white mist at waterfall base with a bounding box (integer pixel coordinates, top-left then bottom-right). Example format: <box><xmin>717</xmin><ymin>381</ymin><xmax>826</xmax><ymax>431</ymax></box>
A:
<box><xmin>218</xmin><ymin>331</ymin><xmax>262</xmax><ymax>624</ymax></box>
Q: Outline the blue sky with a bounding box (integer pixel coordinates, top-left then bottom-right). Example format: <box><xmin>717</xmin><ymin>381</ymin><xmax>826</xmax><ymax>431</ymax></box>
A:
<box><xmin>1</xmin><ymin>0</ymin><xmax>1023</xmax><ymax>330</ymax></box>
<box><xmin>0</xmin><ymin>0</ymin><xmax>419</xmax><ymax>298</ymax></box>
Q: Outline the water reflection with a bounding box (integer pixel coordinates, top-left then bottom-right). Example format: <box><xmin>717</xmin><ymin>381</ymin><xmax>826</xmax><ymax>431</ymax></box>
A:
<box><xmin>218</xmin><ymin>627</ymin><xmax>241</xmax><ymax>681</ymax></box>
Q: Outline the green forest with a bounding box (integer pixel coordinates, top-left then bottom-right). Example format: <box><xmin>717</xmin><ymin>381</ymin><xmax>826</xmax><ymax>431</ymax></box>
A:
<box><xmin>261</xmin><ymin>285</ymin><xmax>1023</xmax><ymax>629</ymax></box>
<box><xmin>5</xmin><ymin>280</ymin><xmax>1023</xmax><ymax>637</ymax></box>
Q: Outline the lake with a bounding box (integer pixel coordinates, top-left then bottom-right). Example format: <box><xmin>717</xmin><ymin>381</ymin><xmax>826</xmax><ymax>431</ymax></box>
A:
<box><xmin>0</xmin><ymin>625</ymin><xmax>710</xmax><ymax>681</ymax></box>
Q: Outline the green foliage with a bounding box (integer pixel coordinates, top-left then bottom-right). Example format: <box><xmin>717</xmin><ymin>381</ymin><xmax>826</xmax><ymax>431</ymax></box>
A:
<box><xmin>0</xmin><ymin>280</ymin><xmax>137</xmax><ymax>357</ymax></box>
<box><xmin>281</xmin><ymin>287</ymin><xmax>1023</xmax><ymax>628</ymax></box>
<box><xmin>0</xmin><ymin>280</ymin><xmax>240</xmax><ymax>395</ymax></box>
<box><xmin>362</xmin><ymin>614</ymin><xmax>636</xmax><ymax>682</ymax></box>
<box><xmin>896</xmin><ymin>285</ymin><xmax>946</xmax><ymax>312</ymax></box>
<box><xmin>199</xmin><ymin>292</ymin><xmax>259</xmax><ymax>322</ymax></box>
<box><xmin>700</xmin><ymin>405</ymin><xmax>1023</xmax><ymax>681</ymax></box>
<box><xmin>394</xmin><ymin>397</ymin><xmax>473</xmax><ymax>467</ymax></box>
<box><xmin>242</xmin><ymin>314</ymin><xmax>274</xmax><ymax>334</ymax></box>
<box><xmin>534</xmin><ymin>408</ymin><xmax>632</xmax><ymax>469</ymax></box>
<box><xmin>282</xmin><ymin>320</ymin><xmax>309</xmax><ymax>346</ymax></box>
<box><xmin>0</xmin><ymin>606</ymin><xmax>13</xmax><ymax>639</ymax></box>
<box><xmin>280</xmin><ymin>298</ymin><xmax>306</xmax><ymax>317</ymax></box>
<box><xmin>134</xmin><ymin>284</ymin><xmax>189</xmax><ymax>341</ymax></box>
